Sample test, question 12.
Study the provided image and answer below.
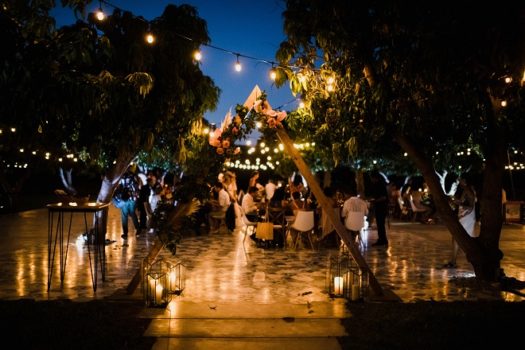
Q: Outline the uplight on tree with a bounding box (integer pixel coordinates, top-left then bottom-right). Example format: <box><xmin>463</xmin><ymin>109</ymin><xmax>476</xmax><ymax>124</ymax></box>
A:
<box><xmin>145</xmin><ymin>33</ymin><xmax>155</xmax><ymax>44</ymax></box>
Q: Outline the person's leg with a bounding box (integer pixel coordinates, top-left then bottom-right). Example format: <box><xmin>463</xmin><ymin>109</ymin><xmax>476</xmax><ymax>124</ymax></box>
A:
<box><xmin>375</xmin><ymin>209</ymin><xmax>388</xmax><ymax>244</ymax></box>
<box><xmin>120</xmin><ymin>202</ymin><xmax>130</xmax><ymax>237</ymax></box>
<box><xmin>129</xmin><ymin>200</ymin><xmax>140</xmax><ymax>232</ymax></box>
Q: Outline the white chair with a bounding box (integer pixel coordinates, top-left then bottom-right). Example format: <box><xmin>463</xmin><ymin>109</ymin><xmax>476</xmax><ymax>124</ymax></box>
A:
<box><xmin>240</xmin><ymin>208</ymin><xmax>257</xmax><ymax>243</ymax></box>
<box><xmin>287</xmin><ymin>210</ymin><xmax>316</xmax><ymax>250</ymax></box>
<box><xmin>344</xmin><ymin>211</ymin><xmax>366</xmax><ymax>250</ymax></box>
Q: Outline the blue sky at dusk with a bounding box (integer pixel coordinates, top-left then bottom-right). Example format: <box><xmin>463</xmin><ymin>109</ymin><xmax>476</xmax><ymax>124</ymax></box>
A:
<box><xmin>53</xmin><ymin>0</ymin><xmax>296</xmax><ymax>132</ymax></box>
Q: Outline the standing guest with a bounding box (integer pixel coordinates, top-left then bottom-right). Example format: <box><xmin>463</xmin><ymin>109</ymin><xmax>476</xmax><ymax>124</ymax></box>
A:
<box><xmin>112</xmin><ymin>167</ymin><xmax>140</xmax><ymax>239</ymax></box>
<box><xmin>444</xmin><ymin>175</ymin><xmax>477</xmax><ymax>268</ymax></box>
<box><xmin>265</xmin><ymin>178</ymin><xmax>277</xmax><ymax>201</ymax></box>
<box><xmin>208</xmin><ymin>181</ymin><xmax>231</xmax><ymax>234</ymax></box>
<box><xmin>368</xmin><ymin>171</ymin><xmax>389</xmax><ymax>247</ymax></box>
<box><xmin>222</xmin><ymin>171</ymin><xmax>238</xmax><ymax>202</ymax></box>
<box><xmin>136</xmin><ymin>174</ymin><xmax>151</xmax><ymax>231</ymax></box>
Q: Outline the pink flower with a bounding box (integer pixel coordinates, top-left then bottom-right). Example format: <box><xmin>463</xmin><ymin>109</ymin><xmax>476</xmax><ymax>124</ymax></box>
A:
<box><xmin>276</xmin><ymin>111</ymin><xmax>287</xmax><ymax>122</ymax></box>
<box><xmin>232</xmin><ymin>127</ymin><xmax>239</xmax><ymax>134</ymax></box>
<box><xmin>209</xmin><ymin>139</ymin><xmax>221</xmax><ymax>147</ymax></box>
<box><xmin>267</xmin><ymin>117</ymin><xmax>277</xmax><ymax>128</ymax></box>
<box><xmin>216</xmin><ymin>147</ymin><xmax>225</xmax><ymax>155</ymax></box>
<box><xmin>234</xmin><ymin>147</ymin><xmax>241</xmax><ymax>155</ymax></box>
<box><xmin>222</xmin><ymin>139</ymin><xmax>231</xmax><ymax>148</ymax></box>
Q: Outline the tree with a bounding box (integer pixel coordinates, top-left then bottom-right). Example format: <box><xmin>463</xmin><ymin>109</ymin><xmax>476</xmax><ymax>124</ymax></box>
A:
<box><xmin>1</xmin><ymin>2</ymin><xmax>220</xmax><ymax>235</ymax></box>
<box><xmin>276</xmin><ymin>0</ymin><xmax>525</xmax><ymax>282</ymax></box>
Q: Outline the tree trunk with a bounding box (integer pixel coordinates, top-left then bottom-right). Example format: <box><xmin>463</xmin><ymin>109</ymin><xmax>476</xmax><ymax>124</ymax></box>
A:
<box><xmin>93</xmin><ymin>152</ymin><xmax>137</xmax><ymax>240</ymax></box>
<box><xmin>395</xmin><ymin>129</ymin><xmax>505</xmax><ymax>282</ymax></box>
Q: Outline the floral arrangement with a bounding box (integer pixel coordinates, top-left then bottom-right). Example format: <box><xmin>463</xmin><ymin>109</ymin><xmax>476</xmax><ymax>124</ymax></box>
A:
<box><xmin>253</xmin><ymin>92</ymin><xmax>287</xmax><ymax>129</ymax></box>
<box><xmin>208</xmin><ymin>88</ymin><xmax>287</xmax><ymax>155</ymax></box>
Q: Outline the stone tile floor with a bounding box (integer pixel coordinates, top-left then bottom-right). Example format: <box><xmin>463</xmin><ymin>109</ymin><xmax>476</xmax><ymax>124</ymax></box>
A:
<box><xmin>1</xmin><ymin>205</ymin><xmax>524</xmax><ymax>303</ymax></box>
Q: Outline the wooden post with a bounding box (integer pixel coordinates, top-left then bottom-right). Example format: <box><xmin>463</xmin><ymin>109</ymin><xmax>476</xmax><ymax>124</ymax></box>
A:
<box><xmin>276</xmin><ymin>128</ymin><xmax>383</xmax><ymax>296</ymax></box>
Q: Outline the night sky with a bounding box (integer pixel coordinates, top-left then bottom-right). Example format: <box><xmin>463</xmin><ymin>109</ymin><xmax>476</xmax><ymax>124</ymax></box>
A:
<box><xmin>53</xmin><ymin>0</ymin><xmax>296</xmax><ymax>138</ymax></box>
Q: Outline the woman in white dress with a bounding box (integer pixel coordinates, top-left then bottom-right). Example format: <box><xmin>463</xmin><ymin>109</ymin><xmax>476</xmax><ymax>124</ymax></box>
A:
<box><xmin>444</xmin><ymin>176</ymin><xmax>477</xmax><ymax>268</ymax></box>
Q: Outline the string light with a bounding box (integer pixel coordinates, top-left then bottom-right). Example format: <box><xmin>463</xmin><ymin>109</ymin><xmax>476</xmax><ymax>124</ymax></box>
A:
<box><xmin>95</xmin><ymin>1</ymin><xmax>105</xmax><ymax>21</ymax></box>
<box><xmin>234</xmin><ymin>54</ymin><xmax>242</xmax><ymax>72</ymax></box>
<box><xmin>269</xmin><ymin>66</ymin><xmax>277</xmax><ymax>81</ymax></box>
<box><xmin>193</xmin><ymin>50</ymin><xmax>202</xmax><ymax>61</ymax></box>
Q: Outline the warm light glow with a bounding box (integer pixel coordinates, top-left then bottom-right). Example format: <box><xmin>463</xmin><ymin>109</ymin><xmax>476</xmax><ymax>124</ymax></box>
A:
<box><xmin>203</xmin><ymin>127</ymin><xmax>209</xmax><ymax>134</ymax></box>
<box><xmin>194</xmin><ymin>50</ymin><xmax>202</xmax><ymax>61</ymax></box>
<box><xmin>501</xmin><ymin>100</ymin><xmax>507</xmax><ymax>107</ymax></box>
<box><xmin>95</xmin><ymin>9</ymin><xmax>105</xmax><ymax>21</ymax></box>
<box><xmin>299</xmin><ymin>100</ymin><xmax>305</xmax><ymax>109</ymax></box>
<box><xmin>10</xmin><ymin>127</ymin><xmax>16</xmax><ymax>132</ymax></box>
<box><xmin>19</xmin><ymin>148</ymin><xmax>24</xmax><ymax>153</ymax></box>
<box><xmin>269</xmin><ymin>68</ymin><xmax>277</xmax><ymax>81</ymax></box>
<box><xmin>246</xmin><ymin>140</ymin><xmax>252</xmax><ymax>146</ymax></box>
<box><xmin>327</xmin><ymin>76</ymin><xmax>335</xmax><ymax>85</ymax></box>
<box><xmin>327</xmin><ymin>84</ymin><xmax>335</xmax><ymax>92</ymax></box>
<box><xmin>255</xmin><ymin>121</ymin><xmax>262</xmax><ymax>128</ymax></box>
<box><xmin>235</xmin><ymin>59</ymin><xmax>242</xmax><ymax>72</ymax></box>
<box><xmin>145</xmin><ymin>33</ymin><xmax>155</xmax><ymax>44</ymax></box>
<box><xmin>505</xmin><ymin>76</ymin><xmax>512</xmax><ymax>83</ymax></box>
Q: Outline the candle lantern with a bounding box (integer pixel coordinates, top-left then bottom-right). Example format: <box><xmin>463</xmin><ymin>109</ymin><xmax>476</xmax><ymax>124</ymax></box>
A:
<box><xmin>166</xmin><ymin>262</ymin><xmax>186</xmax><ymax>295</ymax></box>
<box><xmin>326</xmin><ymin>253</ymin><xmax>368</xmax><ymax>300</ymax></box>
<box><xmin>142</xmin><ymin>258</ymin><xmax>171</xmax><ymax>307</ymax></box>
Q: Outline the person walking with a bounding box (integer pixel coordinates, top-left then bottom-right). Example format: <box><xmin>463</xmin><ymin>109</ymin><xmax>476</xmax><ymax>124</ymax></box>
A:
<box><xmin>368</xmin><ymin>171</ymin><xmax>389</xmax><ymax>247</ymax></box>
<box><xmin>113</xmin><ymin>168</ymin><xmax>140</xmax><ymax>239</ymax></box>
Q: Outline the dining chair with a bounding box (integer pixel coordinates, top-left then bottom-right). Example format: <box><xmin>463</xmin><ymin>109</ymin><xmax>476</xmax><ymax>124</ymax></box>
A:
<box><xmin>344</xmin><ymin>211</ymin><xmax>367</xmax><ymax>250</ymax></box>
<box><xmin>287</xmin><ymin>210</ymin><xmax>316</xmax><ymax>250</ymax></box>
<box><xmin>240</xmin><ymin>207</ymin><xmax>257</xmax><ymax>243</ymax></box>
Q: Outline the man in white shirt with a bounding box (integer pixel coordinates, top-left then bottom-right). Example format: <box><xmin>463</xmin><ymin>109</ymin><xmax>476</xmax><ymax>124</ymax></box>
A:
<box><xmin>342</xmin><ymin>189</ymin><xmax>369</xmax><ymax>240</ymax></box>
<box><xmin>242</xmin><ymin>186</ymin><xmax>260</xmax><ymax>222</ymax></box>
<box><xmin>209</xmin><ymin>181</ymin><xmax>231</xmax><ymax>233</ymax></box>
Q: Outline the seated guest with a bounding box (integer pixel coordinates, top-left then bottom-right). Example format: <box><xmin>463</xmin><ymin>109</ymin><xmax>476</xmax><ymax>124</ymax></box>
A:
<box><xmin>289</xmin><ymin>191</ymin><xmax>305</xmax><ymax>216</ymax></box>
<box><xmin>342</xmin><ymin>188</ymin><xmax>369</xmax><ymax>241</ymax></box>
<box><xmin>270</xmin><ymin>186</ymin><xmax>287</xmax><ymax>209</ymax></box>
<box><xmin>242</xmin><ymin>186</ymin><xmax>261</xmax><ymax>222</ymax></box>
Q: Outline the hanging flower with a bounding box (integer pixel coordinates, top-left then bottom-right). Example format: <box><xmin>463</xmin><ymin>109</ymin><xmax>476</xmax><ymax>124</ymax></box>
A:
<box><xmin>234</xmin><ymin>115</ymin><xmax>242</xmax><ymax>126</ymax></box>
<box><xmin>209</xmin><ymin>138</ymin><xmax>221</xmax><ymax>148</ymax></box>
<box><xmin>216</xmin><ymin>147</ymin><xmax>224</xmax><ymax>155</ymax></box>
<box><xmin>267</xmin><ymin>117</ymin><xmax>277</xmax><ymax>128</ymax></box>
<box><xmin>222</xmin><ymin>139</ymin><xmax>231</xmax><ymax>148</ymax></box>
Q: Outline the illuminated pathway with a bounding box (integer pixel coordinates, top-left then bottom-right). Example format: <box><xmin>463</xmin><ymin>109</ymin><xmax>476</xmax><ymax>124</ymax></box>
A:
<box><xmin>0</xmin><ymin>205</ymin><xmax>524</xmax><ymax>302</ymax></box>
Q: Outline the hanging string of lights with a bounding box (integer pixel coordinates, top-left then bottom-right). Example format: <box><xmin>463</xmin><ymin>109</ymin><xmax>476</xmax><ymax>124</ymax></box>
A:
<box><xmin>94</xmin><ymin>0</ymin><xmax>292</xmax><ymax>81</ymax></box>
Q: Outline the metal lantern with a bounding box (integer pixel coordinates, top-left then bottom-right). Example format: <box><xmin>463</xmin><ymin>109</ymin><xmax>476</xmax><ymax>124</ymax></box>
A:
<box><xmin>143</xmin><ymin>258</ymin><xmax>171</xmax><ymax>307</ymax></box>
<box><xmin>166</xmin><ymin>261</ymin><xmax>186</xmax><ymax>295</ymax></box>
<box><xmin>326</xmin><ymin>253</ymin><xmax>368</xmax><ymax>301</ymax></box>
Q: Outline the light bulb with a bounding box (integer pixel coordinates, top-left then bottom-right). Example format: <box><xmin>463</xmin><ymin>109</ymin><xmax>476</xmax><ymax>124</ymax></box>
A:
<box><xmin>269</xmin><ymin>68</ymin><xmax>277</xmax><ymax>80</ymax></box>
<box><xmin>145</xmin><ymin>33</ymin><xmax>155</xmax><ymax>44</ymax></box>
<box><xmin>501</xmin><ymin>100</ymin><xmax>507</xmax><ymax>107</ymax></box>
<box><xmin>194</xmin><ymin>50</ymin><xmax>202</xmax><ymax>61</ymax></box>
<box><xmin>95</xmin><ymin>9</ymin><xmax>105</xmax><ymax>21</ymax></box>
<box><xmin>235</xmin><ymin>60</ymin><xmax>242</xmax><ymax>72</ymax></box>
